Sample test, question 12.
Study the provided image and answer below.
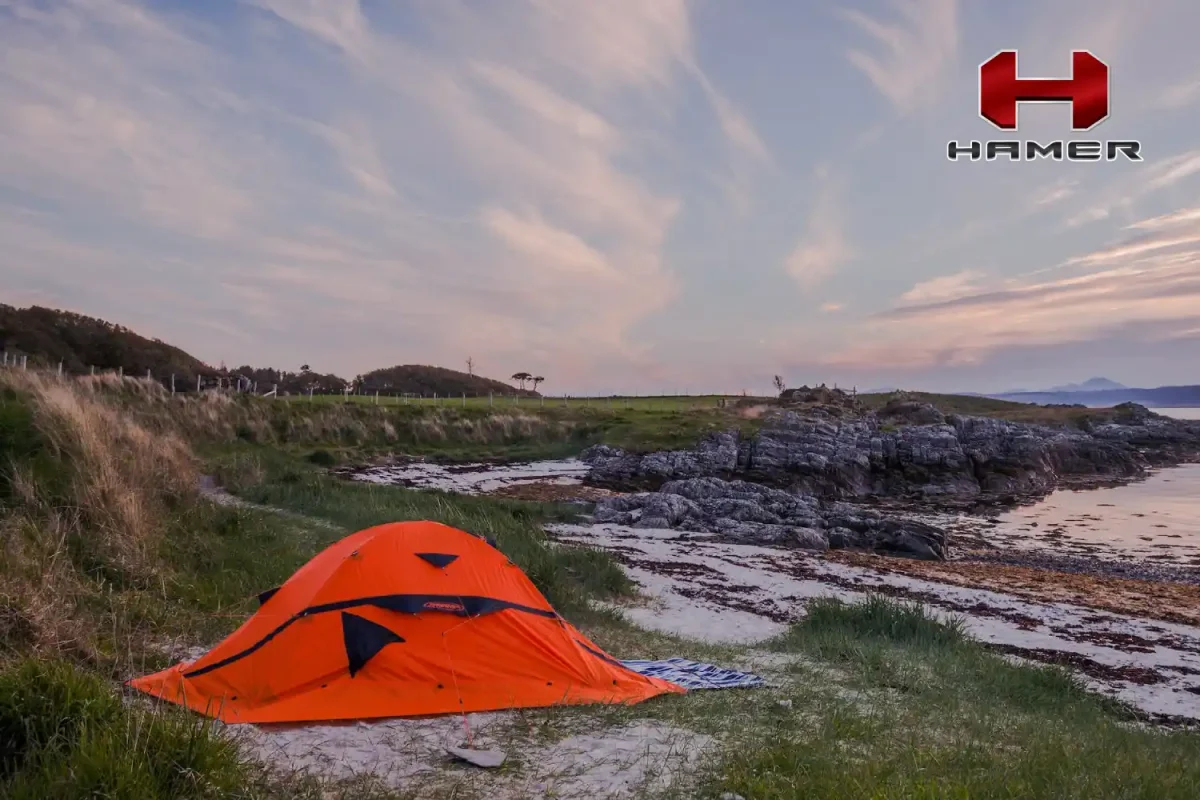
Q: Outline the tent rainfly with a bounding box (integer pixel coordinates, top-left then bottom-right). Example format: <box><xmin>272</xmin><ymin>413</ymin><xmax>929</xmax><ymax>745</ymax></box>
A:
<box><xmin>129</xmin><ymin>520</ymin><xmax>683</xmax><ymax>724</ymax></box>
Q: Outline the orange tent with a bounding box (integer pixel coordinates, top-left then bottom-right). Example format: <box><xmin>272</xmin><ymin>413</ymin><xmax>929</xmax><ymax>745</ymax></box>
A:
<box><xmin>129</xmin><ymin>520</ymin><xmax>684</xmax><ymax>724</ymax></box>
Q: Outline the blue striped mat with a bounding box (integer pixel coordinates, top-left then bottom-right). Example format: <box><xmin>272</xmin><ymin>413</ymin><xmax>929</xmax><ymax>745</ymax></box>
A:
<box><xmin>619</xmin><ymin>657</ymin><xmax>765</xmax><ymax>691</ymax></box>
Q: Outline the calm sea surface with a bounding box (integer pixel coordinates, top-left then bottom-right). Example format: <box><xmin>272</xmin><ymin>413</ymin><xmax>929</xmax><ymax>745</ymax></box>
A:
<box><xmin>985</xmin><ymin>408</ymin><xmax>1200</xmax><ymax>562</ymax></box>
<box><xmin>1153</xmin><ymin>407</ymin><xmax>1200</xmax><ymax>420</ymax></box>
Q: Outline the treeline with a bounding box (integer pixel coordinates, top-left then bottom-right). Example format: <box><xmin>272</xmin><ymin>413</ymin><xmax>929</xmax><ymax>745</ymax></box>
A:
<box><xmin>225</xmin><ymin>365</ymin><xmax>347</xmax><ymax>395</ymax></box>
<box><xmin>0</xmin><ymin>304</ymin><xmax>211</xmax><ymax>382</ymax></box>
<box><xmin>0</xmin><ymin>304</ymin><xmax>540</xmax><ymax>397</ymax></box>
<box><xmin>354</xmin><ymin>364</ymin><xmax>539</xmax><ymax>397</ymax></box>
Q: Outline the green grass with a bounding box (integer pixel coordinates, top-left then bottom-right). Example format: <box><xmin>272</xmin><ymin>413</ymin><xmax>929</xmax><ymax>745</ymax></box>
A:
<box><xmin>296</xmin><ymin>392</ymin><xmax>757</xmax><ymax>411</ymax></box>
<box><xmin>0</xmin><ymin>659</ymin><xmax>257</xmax><ymax>799</ymax></box>
<box><xmin>857</xmin><ymin>391</ymin><xmax>1113</xmax><ymax>427</ymax></box>
<box><xmin>172</xmin><ymin>389</ymin><xmax>763</xmax><ymax>463</ymax></box>
<box><xmin>857</xmin><ymin>392</ymin><xmax>1030</xmax><ymax>415</ymax></box>
<box><xmin>700</xmin><ymin>595</ymin><xmax>1200</xmax><ymax>799</ymax></box>
<box><xmin>210</xmin><ymin>447</ymin><xmax>631</xmax><ymax>614</ymax></box>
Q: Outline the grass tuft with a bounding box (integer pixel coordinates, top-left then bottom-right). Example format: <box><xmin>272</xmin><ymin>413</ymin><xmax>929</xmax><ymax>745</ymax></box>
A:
<box><xmin>0</xmin><ymin>659</ymin><xmax>254</xmax><ymax>799</ymax></box>
<box><xmin>779</xmin><ymin>594</ymin><xmax>967</xmax><ymax>650</ymax></box>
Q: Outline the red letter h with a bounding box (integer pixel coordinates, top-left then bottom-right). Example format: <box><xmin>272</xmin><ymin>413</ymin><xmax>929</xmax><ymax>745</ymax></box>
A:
<box><xmin>979</xmin><ymin>51</ymin><xmax>1109</xmax><ymax>131</ymax></box>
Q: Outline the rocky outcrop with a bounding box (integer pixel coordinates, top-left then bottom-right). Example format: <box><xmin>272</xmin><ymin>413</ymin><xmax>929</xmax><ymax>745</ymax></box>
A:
<box><xmin>582</xmin><ymin>404</ymin><xmax>1200</xmax><ymax>508</ymax></box>
<box><xmin>590</xmin><ymin>477</ymin><xmax>947</xmax><ymax>560</ymax></box>
<box><xmin>579</xmin><ymin>403</ymin><xmax>1200</xmax><ymax>561</ymax></box>
<box><xmin>579</xmin><ymin>430</ymin><xmax>740</xmax><ymax>489</ymax></box>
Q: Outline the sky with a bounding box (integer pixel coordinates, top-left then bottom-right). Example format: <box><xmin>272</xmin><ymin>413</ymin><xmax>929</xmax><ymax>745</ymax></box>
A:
<box><xmin>2</xmin><ymin>0</ymin><xmax>1200</xmax><ymax>395</ymax></box>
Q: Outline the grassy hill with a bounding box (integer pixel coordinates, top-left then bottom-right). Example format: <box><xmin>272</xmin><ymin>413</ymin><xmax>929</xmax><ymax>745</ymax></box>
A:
<box><xmin>0</xmin><ymin>304</ymin><xmax>532</xmax><ymax>398</ymax></box>
<box><xmin>356</xmin><ymin>364</ymin><xmax>537</xmax><ymax>397</ymax></box>
<box><xmin>0</xmin><ymin>304</ymin><xmax>213</xmax><ymax>381</ymax></box>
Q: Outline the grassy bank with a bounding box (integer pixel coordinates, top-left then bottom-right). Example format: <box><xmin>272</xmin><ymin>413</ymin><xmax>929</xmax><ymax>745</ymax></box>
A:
<box><xmin>702</xmin><ymin>596</ymin><xmax>1200</xmax><ymax>799</ymax></box>
<box><xmin>0</xmin><ymin>371</ymin><xmax>310</xmax><ymax>796</ymax></box>
<box><xmin>61</xmin><ymin>372</ymin><xmax>760</xmax><ymax>462</ymax></box>
<box><xmin>0</xmin><ymin>370</ymin><xmax>634</xmax><ymax>797</ymax></box>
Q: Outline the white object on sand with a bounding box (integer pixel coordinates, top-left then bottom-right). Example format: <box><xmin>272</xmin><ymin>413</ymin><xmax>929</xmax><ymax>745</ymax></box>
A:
<box><xmin>446</xmin><ymin>746</ymin><xmax>507</xmax><ymax>768</ymax></box>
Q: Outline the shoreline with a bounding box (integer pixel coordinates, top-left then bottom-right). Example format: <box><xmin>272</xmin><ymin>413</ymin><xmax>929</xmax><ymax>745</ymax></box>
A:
<box><xmin>337</xmin><ymin>454</ymin><xmax>1200</xmax><ymax>573</ymax></box>
<box><xmin>547</xmin><ymin>520</ymin><xmax>1200</xmax><ymax>724</ymax></box>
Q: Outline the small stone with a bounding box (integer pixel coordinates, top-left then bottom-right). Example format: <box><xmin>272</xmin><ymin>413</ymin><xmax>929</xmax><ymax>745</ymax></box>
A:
<box><xmin>721</xmin><ymin>793</ymin><xmax>747</xmax><ymax>800</ymax></box>
<box><xmin>777</xmin><ymin>699</ymin><xmax>793</xmax><ymax>709</ymax></box>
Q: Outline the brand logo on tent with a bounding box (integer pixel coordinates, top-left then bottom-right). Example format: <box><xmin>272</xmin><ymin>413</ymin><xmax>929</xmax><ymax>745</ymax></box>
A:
<box><xmin>424</xmin><ymin>600</ymin><xmax>465</xmax><ymax>613</ymax></box>
<box><xmin>947</xmin><ymin>50</ymin><xmax>1141</xmax><ymax>162</ymax></box>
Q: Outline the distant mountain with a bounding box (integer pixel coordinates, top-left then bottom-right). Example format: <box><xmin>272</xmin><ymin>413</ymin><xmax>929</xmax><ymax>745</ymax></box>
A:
<box><xmin>989</xmin><ymin>385</ymin><xmax>1200</xmax><ymax>408</ymax></box>
<box><xmin>1046</xmin><ymin>377</ymin><xmax>1127</xmax><ymax>393</ymax></box>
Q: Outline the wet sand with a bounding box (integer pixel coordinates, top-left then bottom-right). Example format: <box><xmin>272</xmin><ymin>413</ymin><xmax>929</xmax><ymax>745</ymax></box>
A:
<box><xmin>549</xmin><ymin>522</ymin><xmax>1200</xmax><ymax>723</ymax></box>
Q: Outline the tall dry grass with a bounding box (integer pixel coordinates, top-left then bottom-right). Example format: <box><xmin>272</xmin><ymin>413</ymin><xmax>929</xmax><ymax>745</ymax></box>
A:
<box><xmin>0</xmin><ymin>370</ymin><xmax>199</xmax><ymax>659</ymax></box>
<box><xmin>0</xmin><ymin>369</ymin><xmax>586</xmax><ymax>658</ymax></box>
<box><xmin>53</xmin><ymin>373</ymin><xmax>578</xmax><ymax>449</ymax></box>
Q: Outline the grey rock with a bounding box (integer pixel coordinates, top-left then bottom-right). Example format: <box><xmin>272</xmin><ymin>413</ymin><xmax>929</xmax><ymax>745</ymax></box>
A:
<box><xmin>587</xmin><ymin>403</ymin><xmax>1200</xmax><ymax>509</ymax></box>
<box><xmin>581</xmin><ymin>402</ymin><xmax>1200</xmax><ymax>561</ymax></box>
<box><xmin>591</xmin><ymin>479</ymin><xmax>936</xmax><ymax>558</ymax></box>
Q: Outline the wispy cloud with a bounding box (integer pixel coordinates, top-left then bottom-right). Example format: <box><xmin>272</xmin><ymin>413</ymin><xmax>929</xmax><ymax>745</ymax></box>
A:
<box><xmin>897</xmin><ymin>269</ymin><xmax>986</xmax><ymax>305</ymax></box>
<box><xmin>1064</xmin><ymin>148</ymin><xmax>1200</xmax><ymax>229</ymax></box>
<box><xmin>1128</xmin><ymin>207</ymin><xmax>1200</xmax><ymax>231</ymax></box>
<box><xmin>255</xmin><ymin>0</ymin><xmax>370</xmax><ymax>56</ymax></box>
<box><xmin>783</xmin><ymin>175</ymin><xmax>853</xmax><ymax>290</ymax></box>
<box><xmin>823</xmin><ymin>213</ymin><xmax>1200</xmax><ymax>369</ymax></box>
<box><xmin>1152</xmin><ymin>72</ymin><xmax>1200</xmax><ymax>110</ymax></box>
<box><xmin>1029</xmin><ymin>180</ymin><xmax>1077</xmax><ymax>209</ymax></box>
<box><xmin>839</xmin><ymin>0</ymin><xmax>959</xmax><ymax>112</ymax></box>
<box><xmin>3</xmin><ymin>0</ymin><xmax>1199</xmax><ymax>393</ymax></box>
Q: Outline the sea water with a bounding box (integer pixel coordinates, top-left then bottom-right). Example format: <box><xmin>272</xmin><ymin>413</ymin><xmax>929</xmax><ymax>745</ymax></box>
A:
<box><xmin>983</xmin><ymin>404</ymin><xmax>1200</xmax><ymax>563</ymax></box>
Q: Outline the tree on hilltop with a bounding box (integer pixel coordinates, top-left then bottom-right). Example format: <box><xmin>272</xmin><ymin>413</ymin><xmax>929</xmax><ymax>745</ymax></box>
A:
<box><xmin>511</xmin><ymin>372</ymin><xmax>532</xmax><ymax>390</ymax></box>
